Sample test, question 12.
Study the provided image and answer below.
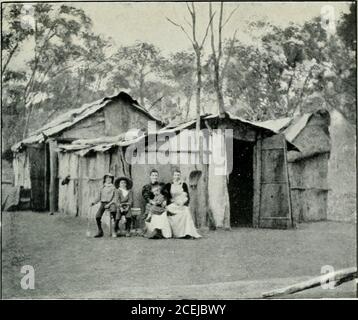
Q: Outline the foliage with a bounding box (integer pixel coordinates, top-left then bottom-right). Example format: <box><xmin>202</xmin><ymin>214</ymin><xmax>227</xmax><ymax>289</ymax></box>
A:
<box><xmin>162</xmin><ymin>51</ymin><xmax>196</xmax><ymax>120</ymax></box>
<box><xmin>2</xmin><ymin>3</ymin><xmax>356</xmax><ymax>151</ymax></box>
<box><xmin>337</xmin><ymin>2</ymin><xmax>356</xmax><ymax>50</ymax></box>
<box><xmin>108</xmin><ymin>42</ymin><xmax>166</xmax><ymax>106</ymax></box>
<box><xmin>1</xmin><ymin>3</ymin><xmax>112</xmax><ymax>149</ymax></box>
<box><xmin>222</xmin><ymin>14</ymin><xmax>356</xmax><ymax>123</ymax></box>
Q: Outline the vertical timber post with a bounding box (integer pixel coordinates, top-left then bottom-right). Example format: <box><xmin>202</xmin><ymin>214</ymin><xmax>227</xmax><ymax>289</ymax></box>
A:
<box><xmin>283</xmin><ymin>135</ymin><xmax>294</xmax><ymax>228</ymax></box>
<box><xmin>253</xmin><ymin>132</ymin><xmax>262</xmax><ymax>228</ymax></box>
<box><xmin>44</xmin><ymin>143</ymin><xmax>48</xmax><ymax>211</ymax></box>
<box><xmin>49</xmin><ymin>139</ymin><xmax>59</xmax><ymax>214</ymax></box>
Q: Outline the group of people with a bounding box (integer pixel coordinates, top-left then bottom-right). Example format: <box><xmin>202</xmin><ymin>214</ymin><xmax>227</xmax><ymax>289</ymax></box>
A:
<box><xmin>92</xmin><ymin>168</ymin><xmax>201</xmax><ymax>240</ymax></box>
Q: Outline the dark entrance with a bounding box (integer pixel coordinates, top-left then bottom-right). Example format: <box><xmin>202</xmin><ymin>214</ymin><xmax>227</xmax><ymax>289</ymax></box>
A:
<box><xmin>228</xmin><ymin>139</ymin><xmax>254</xmax><ymax>227</ymax></box>
<box><xmin>28</xmin><ymin>143</ymin><xmax>51</xmax><ymax>211</ymax></box>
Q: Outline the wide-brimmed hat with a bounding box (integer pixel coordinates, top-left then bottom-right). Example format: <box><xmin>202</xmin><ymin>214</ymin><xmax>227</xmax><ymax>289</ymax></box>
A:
<box><xmin>115</xmin><ymin>176</ymin><xmax>133</xmax><ymax>190</ymax></box>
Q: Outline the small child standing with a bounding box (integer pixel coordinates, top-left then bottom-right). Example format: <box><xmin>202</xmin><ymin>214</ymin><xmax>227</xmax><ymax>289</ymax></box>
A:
<box><xmin>91</xmin><ymin>173</ymin><xmax>117</xmax><ymax>238</ymax></box>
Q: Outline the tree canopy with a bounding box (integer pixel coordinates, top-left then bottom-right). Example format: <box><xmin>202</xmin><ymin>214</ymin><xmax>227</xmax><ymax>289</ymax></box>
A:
<box><xmin>1</xmin><ymin>2</ymin><xmax>356</xmax><ymax>154</ymax></box>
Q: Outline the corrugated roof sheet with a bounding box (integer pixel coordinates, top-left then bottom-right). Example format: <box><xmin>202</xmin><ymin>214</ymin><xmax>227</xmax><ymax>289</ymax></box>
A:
<box><xmin>11</xmin><ymin>91</ymin><xmax>163</xmax><ymax>152</ymax></box>
<box><xmin>283</xmin><ymin>114</ymin><xmax>312</xmax><ymax>143</ymax></box>
<box><xmin>252</xmin><ymin>117</ymin><xmax>293</xmax><ymax>133</ymax></box>
<box><xmin>251</xmin><ymin>113</ymin><xmax>316</xmax><ymax>143</ymax></box>
<box><xmin>56</xmin><ymin>130</ymin><xmax>146</xmax><ymax>156</ymax></box>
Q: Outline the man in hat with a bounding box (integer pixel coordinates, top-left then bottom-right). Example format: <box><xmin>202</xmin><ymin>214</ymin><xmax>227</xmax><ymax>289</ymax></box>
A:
<box><xmin>91</xmin><ymin>173</ymin><xmax>117</xmax><ymax>238</ymax></box>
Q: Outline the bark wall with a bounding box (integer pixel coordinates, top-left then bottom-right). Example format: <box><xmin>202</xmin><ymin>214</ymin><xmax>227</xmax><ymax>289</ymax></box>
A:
<box><xmin>288</xmin><ymin>112</ymin><xmax>330</xmax><ymax>222</ymax></box>
<box><xmin>61</xmin><ymin>110</ymin><xmax>106</xmax><ymax>140</ymax></box>
<box><xmin>58</xmin><ymin>152</ymin><xmax>79</xmax><ymax>216</ymax></box>
<box><xmin>289</xmin><ymin>153</ymin><xmax>329</xmax><ymax>222</ymax></box>
<box><xmin>13</xmin><ymin>151</ymin><xmax>31</xmax><ymax>189</ymax></box>
<box><xmin>327</xmin><ymin>109</ymin><xmax>356</xmax><ymax>223</ymax></box>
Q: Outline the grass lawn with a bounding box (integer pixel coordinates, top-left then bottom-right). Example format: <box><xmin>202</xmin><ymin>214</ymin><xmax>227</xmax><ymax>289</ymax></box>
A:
<box><xmin>1</xmin><ymin>211</ymin><xmax>356</xmax><ymax>299</ymax></box>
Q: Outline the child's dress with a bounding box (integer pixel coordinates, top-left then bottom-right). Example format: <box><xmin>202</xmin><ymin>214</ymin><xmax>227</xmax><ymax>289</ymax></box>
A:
<box><xmin>117</xmin><ymin>188</ymin><xmax>134</xmax><ymax>232</ymax></box>
<box><xmin>145</xmin><ymin>194</ymin><xmax>172</xmax><ymax>239</ymax></box>
<box><xmin>146</xmin><ymin>193</ymin><xmax>166</xmax><ymax>222</ymax></box>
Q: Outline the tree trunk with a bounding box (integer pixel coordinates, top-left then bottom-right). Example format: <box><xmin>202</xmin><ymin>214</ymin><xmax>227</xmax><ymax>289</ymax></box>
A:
<box><xmin>139</xmin><ymin>68</ymin><xmax>145</xmax><ymax>106</ymax></box>
<box><xmin>194</xmin><ymin>49</ymin><xmax>210</xmax><ymax>229</ymax></box>
<box><xmin>195</xmin><ymin>50</ymin><xmax>202</xmax><ymax>136</ymax></box>
<box><xmin>185</xmin><ymin>93</ymin><xmax>192</xmax><ymax>120</ymax></box>
<box><xmin>209</xmin><ymin>2</ymin><xmax>226</xmax><ymax>118</ymax></box>
<box><xmin>23</xmin><ymin>103</ymin><xmax>33</xmax><ymax>139</ymax></box>
<box><xmin>167</xmin><ymin>3</ymin><xmax>214</xmax><ymax>228</ymax></box>
<box><xmin>139</xmin><ymin>80</ymin><xmax>145</xmax><ymax>106</ymax></box>
<box><xmin>2</xmin><ymin>42</ymin><xmax>19</xmax><ymax>76</ymax></box>
<box><xmin>214</xmin><ymin>61</ymin><xmax>225</xmax><ymax>117</ymax></box>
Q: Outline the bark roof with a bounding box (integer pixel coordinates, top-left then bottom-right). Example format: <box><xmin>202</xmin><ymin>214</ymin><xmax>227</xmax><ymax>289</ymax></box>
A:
<box><xmin>12</xmin><ymin>91</ymin><xmax>163</xmax><ymax>152</ymax></box>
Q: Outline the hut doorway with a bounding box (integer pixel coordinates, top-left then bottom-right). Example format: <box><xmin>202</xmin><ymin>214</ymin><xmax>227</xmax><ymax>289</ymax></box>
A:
<box><xmin>27</xmin><ymin>143</ymin><xmax>51</xmax><ymax>211</ymax></box>
<box><xmin>228</xmin><ymin>139</ymin><xmax>254</xmax><ymax>227</ymax></box>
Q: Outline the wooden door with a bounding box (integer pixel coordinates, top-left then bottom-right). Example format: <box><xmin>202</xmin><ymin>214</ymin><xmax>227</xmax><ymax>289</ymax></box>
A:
<box><xmin>254</xmin><ymin>134</ymin><xmax>294</xmax><ymax>229</ymax></box>
<box><xmin>28</xmin><ymin>144</ymin><xmax>48</xmax><ymax>211</ymax></box>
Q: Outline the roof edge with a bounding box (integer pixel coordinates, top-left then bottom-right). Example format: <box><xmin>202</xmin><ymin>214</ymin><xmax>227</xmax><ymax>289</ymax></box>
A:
<box><xmin>11</xmin><ymin>91</ymin><xmax>164</xmax><ymax>152</ymax></box>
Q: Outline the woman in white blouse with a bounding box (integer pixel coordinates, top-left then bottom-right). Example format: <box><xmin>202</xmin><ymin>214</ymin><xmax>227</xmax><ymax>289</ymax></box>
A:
<box><xmin>164</xmin><ymin>169</ymin><xmax>201</xmax><ymax>239</ymax></box>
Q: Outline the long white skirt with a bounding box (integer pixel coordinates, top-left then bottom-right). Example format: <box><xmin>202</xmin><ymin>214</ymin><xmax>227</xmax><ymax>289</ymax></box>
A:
<box><xmin>145</xmin><ymin>211</ymin><xmax>172</xmax><ymax>239</ymax></box>
<box><xmin>167</xmin><ymin>204</ymin><xmax>201</xmax><ymax>239</ymax></box>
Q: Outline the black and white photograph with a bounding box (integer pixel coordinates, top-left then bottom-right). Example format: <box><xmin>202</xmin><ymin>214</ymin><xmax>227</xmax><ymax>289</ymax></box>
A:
<box><xmin>1</xmin><ymin>1</ymin><xmax>357</xmax><ymax>301</ymax></box>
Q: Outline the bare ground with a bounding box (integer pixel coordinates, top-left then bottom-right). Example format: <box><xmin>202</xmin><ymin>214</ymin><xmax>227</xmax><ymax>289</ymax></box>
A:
<box><xmin>1</xmin><ymin>211</ymin><xmax>356</xmax><ymax>299</ymax></box>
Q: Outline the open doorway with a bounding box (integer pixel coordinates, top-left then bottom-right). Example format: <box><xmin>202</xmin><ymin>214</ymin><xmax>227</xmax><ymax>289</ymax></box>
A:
<box><xmin>27</xmin><ymin>144</ymin><xmax>50</xmax><ymax>211</ymax></box>
<box><xmin>228</xmin><ymin>139</ymin><xmax>254</xmax><ymax>227</ymax></box>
